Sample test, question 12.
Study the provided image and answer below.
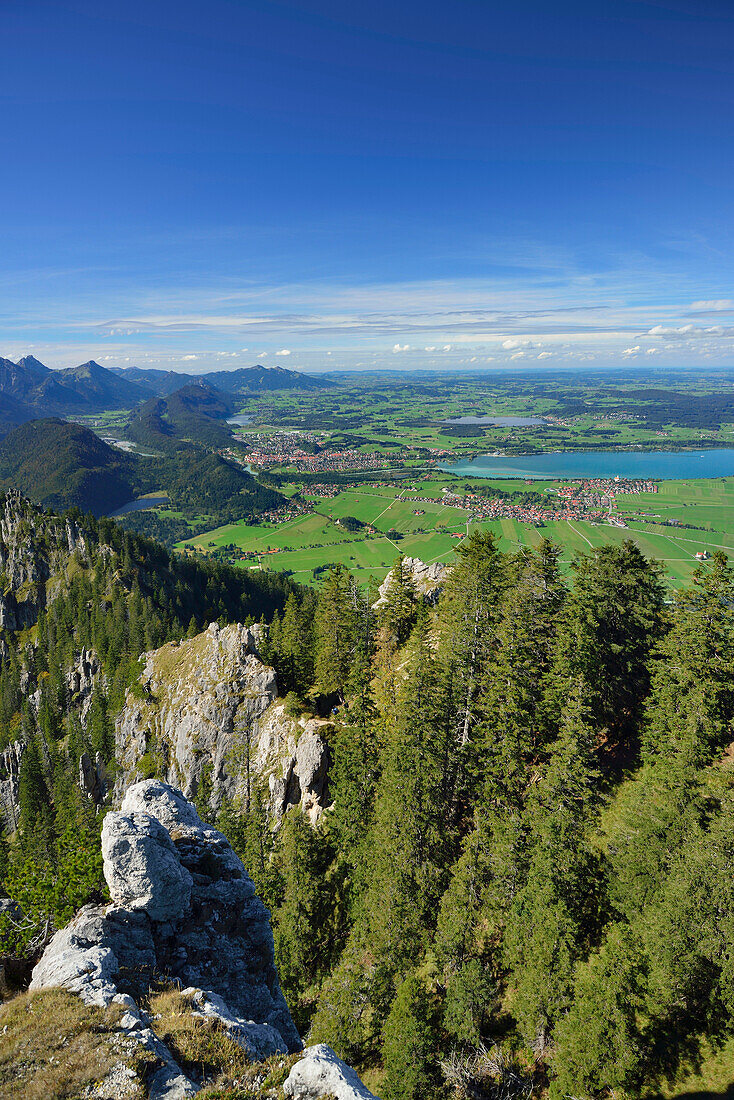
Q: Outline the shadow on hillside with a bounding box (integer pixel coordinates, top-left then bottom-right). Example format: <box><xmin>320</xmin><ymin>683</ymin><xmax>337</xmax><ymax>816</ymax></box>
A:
<box><xmin>643</xmin><ymin>1090</ymin><xmax>734</xmax><ymax>1100</ymax></box>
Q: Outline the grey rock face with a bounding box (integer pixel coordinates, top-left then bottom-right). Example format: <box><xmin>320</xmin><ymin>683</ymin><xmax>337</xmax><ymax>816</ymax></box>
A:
<box><xmin>31</xmin><ymin>780</ymin><xmax>301</xmax><ymax>1096</ymax></box>
<box><xmin>262</xmin><ymin>708</ymin><xmax>333</xmax><ymax>825</ymax></box>
<box><xmin>28</xmin><ymin>780</ymin><xmax>380</xmax><ymax>1098</ymax></box>
<box><xmin>0</xmin><ymin>739</ymin><xmax>24</xmax><ymax>832</ymax></box>
<box><xmin>115</xmin><ymin>624</ymin><xmax>333</xmax><ymax>822</ymax></box>
<box><xmin>284</xmin><ymin>1044</ymin><xmax>379</xmax><ymax>1100</ymax></box>
<box><xmin>66</xmin><ymin>645</ymin><xmax>101</xmax><ymax>718</ymax></box>
<box><xmin>79</xmin><ymin>750</ymin><xmax>108</xmax><ymax>805</ymax></box>
<box><xmin>374</xmin><ymin>555</ymin><xmax>448</xmax><ymax>608</ymax></box>
<box><xmin>114</xmin><ymin>623</ymin><xmax>278</xmax><ymax>811</ymax></box>
<box><xmin>101</xmin><ymin>811</ymin><xmax>193</xmax><ymax>921</ymax></box>
<box><xmin>0</xmin><ymin>490</ymin><xmax>88</xmax><ymax>631</ymax></box>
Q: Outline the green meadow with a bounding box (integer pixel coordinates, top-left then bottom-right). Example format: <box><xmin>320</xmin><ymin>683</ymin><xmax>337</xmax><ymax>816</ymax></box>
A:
<box><xmin>177</xmin><ymin>474</ymin><xmax>734</xmax><ymax>589</ymax></box>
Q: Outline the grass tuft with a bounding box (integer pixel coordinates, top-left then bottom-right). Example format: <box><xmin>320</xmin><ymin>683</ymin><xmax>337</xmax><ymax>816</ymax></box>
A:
<box><xmin>0</xmin><ymin>988</ymin><xmax>152</xmax><ymax>1099</ymax></box>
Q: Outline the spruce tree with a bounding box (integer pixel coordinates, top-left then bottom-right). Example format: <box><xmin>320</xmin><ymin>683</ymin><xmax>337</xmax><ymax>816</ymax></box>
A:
<box><xmin>503</xmin><ymin>681</ymin><xmax>603</xmax><ymax>1047</ymax></box>
<box><xmin>548</xmin><ymin>540</ymin><xmax>666</xmax><ymax>758</ymax></box>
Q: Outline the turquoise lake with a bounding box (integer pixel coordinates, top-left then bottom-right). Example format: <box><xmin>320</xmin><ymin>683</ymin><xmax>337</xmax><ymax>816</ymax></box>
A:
<box><xmin>441</xmin><ymin>449</ymin><xmax>734</xmax><ymax>480</ymax></box>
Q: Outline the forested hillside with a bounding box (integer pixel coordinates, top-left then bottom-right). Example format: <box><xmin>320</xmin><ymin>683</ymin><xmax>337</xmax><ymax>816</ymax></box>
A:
<box><xmin>2</xmin><ymin>504</ymin><xmax>734</xmax><ymax>1098</ymax></box>
<box><xmin>253</xmin><ymin>539</ymin><xmax>734</xmax><ymax>1098</ymax></box>
<box><xmin>0</xmin><ymin>418</ymin><xmax>138</xmax><ymax>514</ymax></box>
<box><xmin>0</xmin><ymin>492</ymin><xmax>299</xmax><ymax>967</ymax></box>
<box><xmin>0</xmin><ymin>416</ymin><xmax>283</xmax><ymax>529</ymax></box>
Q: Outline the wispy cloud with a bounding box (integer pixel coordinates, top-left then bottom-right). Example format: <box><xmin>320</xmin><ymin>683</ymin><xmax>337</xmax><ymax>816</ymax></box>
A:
<box><xmin>3</xmin><ymin>244</ymin><xmax>734</xmax><ymax>369</ymax></box>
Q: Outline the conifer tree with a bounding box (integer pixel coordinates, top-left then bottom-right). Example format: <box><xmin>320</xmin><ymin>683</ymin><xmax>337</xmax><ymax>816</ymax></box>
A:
<box><xmin>503</xmin><ymin>680</ymin><xmax>603</xmax><ymax>1047</ymax></box>
<box><xmin>478</xmin><ymin>539</ymin><xmax>566</xmax><ymax>808</ymax></box>
<box><xmin>313</xmin><ymin>565</ymin><xmax>362</xmax><ymax>700</ymax></box>
<box><xmin>436</xmin><ymin>531</ymin><xmax>508</xmax><ymax>749</ymax></box>
<box><xmin>376</xmin><ymin>555</ymin><xmax>419</xmax><ymax>648</ymax></box>
<box><xmin>326</xmin><ymin>622</ymin><xmax>456</xmax><ymax>1032</ymax></box>
<box><xmin>382</xmin><ymin>971</ymin><xmax>440</xmax><ymax>1100</ymax></box>
<box><xmin>548</xmin><ymin>540</ymin><xmax>666</xmax><ymax>756</ymax></box>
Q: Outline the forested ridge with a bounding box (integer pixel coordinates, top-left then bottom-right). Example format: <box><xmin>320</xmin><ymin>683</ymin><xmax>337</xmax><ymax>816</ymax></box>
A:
<box><xmin>2</xmin><ymin>501</ymin><xmax>734</xmax><ymax>1098</ymax></box>
<box><xmin>258</xmin><ymin>538</ymin><xmax>734</xmax><ymax>1098</ymax></box>
<box><xmin>0</xmin><ymin>493</ymin><xmax>299</xmax><ymax>965</ymax></box>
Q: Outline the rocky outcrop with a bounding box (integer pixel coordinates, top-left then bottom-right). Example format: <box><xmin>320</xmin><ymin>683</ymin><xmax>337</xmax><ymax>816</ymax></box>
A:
<box><xmin>256</xmin><ymin>703</ymin><xmax>332</xmax><ymax>824</ymax></box>
<box><xmin>284</xmin><ymin>1044</ymin><xmax>379</xmax><ymax>1099</ymax></box>
<box><xmin>0</xmin><ymin>489</ymin><xmax>89</xmax><ymax>630</ymax></box>
<box><xmin>115</xmin><ymin>624</ymin><xmax>333</xmax><ymax>822</ymax></box>
<box><xmin>114</xmin><ymin>623</ymin><xmax>276</xmax><ymax>810</ymax></box>
<box><xmin>31</xmin><ymin>780</ymin><xmax>302</xmax><ymax>1097</ymax></box>
<box><xmin>66</xmin><ymin>645</ymin><xmax>101</xmax><ymax>718</ymax></box>
<box><xmin>79</xmin><ymin>749</ymin><xmax>109</xmax><ymax>805</ymax></box>
<box><xmin>374</xmin><ymin>555</ymin><xmax>449</xmax><ymax>608</ymax></box>
<box><xmin>0</xmin><ymin>739</ymin><xmax>24</xmax><ymax>832</ymax></box>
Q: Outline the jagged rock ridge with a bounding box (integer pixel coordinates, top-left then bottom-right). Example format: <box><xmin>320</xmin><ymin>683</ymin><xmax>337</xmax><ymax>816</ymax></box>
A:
<box><xmin>31</xmin><ymin>780</ymin><xmax>300</xmax><ymax>1096</ymax></box>
<box><xmin>0</xmin><ymin>488</ymin><xmax>89</xmax><ymax>630</ymax></box>
<box><xmin>115</xmin><ymin>622</ymin><xmax>333</xmax><ymax>823</ymax></box>
<box><xmin>29</xmin><ymin>780</ymin><xmax>377</xmax><ymax>1099</ymax></box>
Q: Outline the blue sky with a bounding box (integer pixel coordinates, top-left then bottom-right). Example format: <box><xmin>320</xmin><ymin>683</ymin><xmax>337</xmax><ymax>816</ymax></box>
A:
<box><xmin>2</xmin><ymin>0</ymin><xmax>734</xmax><ymax>373</ymax></box>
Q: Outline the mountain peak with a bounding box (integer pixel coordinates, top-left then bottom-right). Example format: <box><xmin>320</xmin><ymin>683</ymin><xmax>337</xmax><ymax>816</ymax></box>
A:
<box><xmin>16</xmin><ymin>355</ymin><xmax>50</xmax><ymax>377</ymax></box>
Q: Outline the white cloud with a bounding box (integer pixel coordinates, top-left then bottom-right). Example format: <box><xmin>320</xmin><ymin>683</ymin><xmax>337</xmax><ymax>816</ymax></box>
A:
<box><xmin>392</xmin><ymin>343</ymin><xmax>410</xmax><ymax>352</ymax></box>
<box><xmin>182</xmin><ymin>354</ymin><xmax>198</xmax><ymax>360</ymax></box>
<box><xmin>275</xmin><ymin>348</ymin><xmax>291</xmax><ymax>356</ymax></box>
<box><xmin>646</xmin><ymin>347</ymin><xmax>660</xmax><ymax>355</ymax></box>
<box><xmin>622</xmin><ymin>346</ymin><xmax>641</xmax><ymax>357</ymax></box>
<box><xmin>690</xmin><ymin>299</ymin><xmax>734</xmax><ymax>311</ymax></box>
<box><xmin>442</xmin><ymin>345</ymin><xmax>452</xmax><ymax>351</ymax></box>
<box><xmin>502</xmin><ymin>337</ymin><xmax>535</xmax><ymax>350</ymax></box>
<box><xmin>536</xmin><ymin>351</ymin><xmax>553</xmax><ymax>360</ymax></box>
<box><xmin>510</xmin><ymin>351</ymin><xmax>525</xmax><ymax>360</ymax></box>
<box><xmin>424</xmin><ymin>346</ymin><xmax>437</xmax><ymax>351</ymax></box>
<box><xmin>647</xmin><ymin>324</ymin><xmax>733</xmax><ymax>339</ymax></box>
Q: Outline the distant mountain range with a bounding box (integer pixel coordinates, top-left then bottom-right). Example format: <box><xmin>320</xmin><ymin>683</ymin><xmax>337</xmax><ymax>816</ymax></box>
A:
<box><xmin>0</xmin><ymin>356</ymin><xmax>332</xmax><ymax>435</ymax></box>
<box><xmin>111</xmin><ymin>362</ymin><xmax>330</xmax><ymax>396</ymax></box>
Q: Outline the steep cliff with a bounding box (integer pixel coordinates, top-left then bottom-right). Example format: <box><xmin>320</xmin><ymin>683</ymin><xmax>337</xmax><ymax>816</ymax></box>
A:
<box><xmin>0</xmin><ymin>489</ymin><xmax>90</xmax><ymax>630</ymax></box>
<box><xmin>114</xmin><ymin>623</ymin><xmax>332</xmax><ymax>822</ymax></box>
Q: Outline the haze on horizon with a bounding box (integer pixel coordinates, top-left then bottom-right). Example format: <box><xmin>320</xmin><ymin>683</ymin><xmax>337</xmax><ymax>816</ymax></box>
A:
<box><xmin>2</xmin><ymin>0</ymin><xmax>733</xmax><ymax>375</ymax></box>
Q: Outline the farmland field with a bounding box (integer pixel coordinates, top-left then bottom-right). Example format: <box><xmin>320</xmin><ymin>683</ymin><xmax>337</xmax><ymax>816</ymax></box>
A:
<box><xmin>178</xmin><ymin>474</ymin><xmax>734</xmax><ymax>589</ymax></box>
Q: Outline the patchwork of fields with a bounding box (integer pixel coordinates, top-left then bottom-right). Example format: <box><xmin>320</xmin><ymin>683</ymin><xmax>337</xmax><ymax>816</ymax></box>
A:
<box><xmin>178</xmin><ymin>475</ymin><xmax>734</xmax><ymax>589</ymax></box>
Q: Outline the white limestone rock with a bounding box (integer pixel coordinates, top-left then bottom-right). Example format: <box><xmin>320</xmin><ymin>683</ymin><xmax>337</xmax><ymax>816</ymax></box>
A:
<box><xmin>114</xmin><ymin>623</ymin><xmax>278</xmax><ymax>811</ymax></box>
<box><xmin>374</xmin><ymin>555</ymin><xmax>448</xmax><ymax>608</ymax></box>
<box><xmin>102</xmin><ymin>810</ymin><xmax>193</xmax><ymax>921</ymax></box>
<box><xmin>182</xmin><ymin>987</ymin><xmax>290</xmax><ymax>1061</ymax></box>
<box><xmin>284</xmin><ymin>1044</ymin><xmax>379</xmax><ymax>1100</ymax></box>
<box><xmin>115</xmin><ymin>625</ymin><xmax>334</xmax><ymax>822</ymax></box>
<box><xmin>31</xmin><ymin>780</ymin><xmax>302</xmax><ymax>1096</ymax></box>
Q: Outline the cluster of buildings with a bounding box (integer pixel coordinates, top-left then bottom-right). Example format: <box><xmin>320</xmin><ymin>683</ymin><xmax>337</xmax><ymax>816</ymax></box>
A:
<box><xmin>566</xmin><ymin>477</ymin><xmax>658</xmax><ymax>496</ymax></box>
<box><xmin>254</xmin><ymin>501</ymin><xmax>313</xmax><ymax>525</ymax></box>
<box><xmin>242</xmin><ymin>445</ymin><xmax>394</xmax><ymax>473</ymax></box>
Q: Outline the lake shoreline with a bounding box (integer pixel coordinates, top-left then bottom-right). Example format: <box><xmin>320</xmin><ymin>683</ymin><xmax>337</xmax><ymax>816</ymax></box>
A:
<box><xmin>442</xmin><ymin>447</ymin><xmax>734</xmax><ymax>480</ymax></box>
